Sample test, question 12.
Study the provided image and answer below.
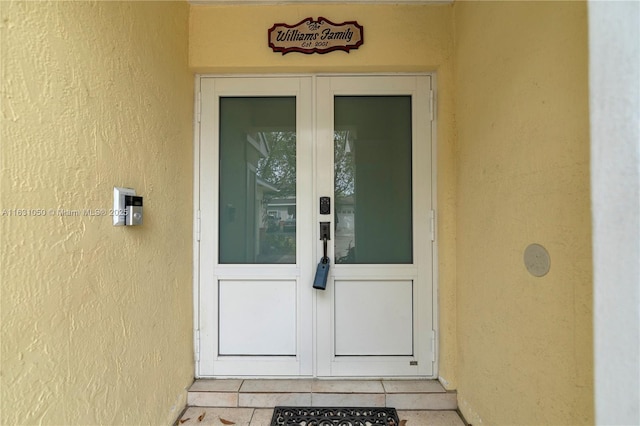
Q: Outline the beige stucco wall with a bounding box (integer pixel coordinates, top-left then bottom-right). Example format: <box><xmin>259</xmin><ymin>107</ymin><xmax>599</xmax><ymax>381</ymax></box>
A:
<box><xmin>190</xmin><ymin>3</ymin><xmax>459</xmax><ymax>388</ymax></box>
<box><xmin>0</xmin><ymin>2</ymin><xmax>194</xmax><ymax>424</ymax></box>
<box><xmin>453</xmin><ymin>1</ymin><xmax>594</xmax><ymax>424</ymax></box>
<box><xmin>0</xmin><ymin>1</ymin><xmax>597</xmax><ymax>423</ymax></box>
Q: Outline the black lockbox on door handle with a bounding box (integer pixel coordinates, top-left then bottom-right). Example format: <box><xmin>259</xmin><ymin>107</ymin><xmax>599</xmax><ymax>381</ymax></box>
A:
<box><xmin>313</xmin><ymin>222</ymin><xmax>330</xmax><ymax>290</ymax></box>
<box><xmin>313</xmin><ymin>258</ymin><xmax>330</xmax><ymax>290</ymax></box>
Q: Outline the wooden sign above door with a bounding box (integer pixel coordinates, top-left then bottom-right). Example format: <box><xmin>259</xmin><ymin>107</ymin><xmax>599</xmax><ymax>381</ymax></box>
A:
<box><xmin>268</xmin><ymin>17</ymin><xmax>364</xmax><ymax>55</ymax></box>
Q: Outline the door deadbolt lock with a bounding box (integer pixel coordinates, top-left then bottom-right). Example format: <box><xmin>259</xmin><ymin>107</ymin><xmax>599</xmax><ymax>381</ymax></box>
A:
<box><xmin>320</xmin><ymin>196</ymin><xmax>331</xmax><ymax>215</ymax></box>
<box><xmin>320</xmin><ymin>222</ymin><xmax>330</xmax><ymax>241</ymax></box>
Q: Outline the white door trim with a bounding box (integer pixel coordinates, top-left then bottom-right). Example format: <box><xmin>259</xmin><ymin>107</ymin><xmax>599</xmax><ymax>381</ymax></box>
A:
<box><xmin>192</xmin><ymin>73</ymin><xmax>439</xmax><ymax>378</ymax></box>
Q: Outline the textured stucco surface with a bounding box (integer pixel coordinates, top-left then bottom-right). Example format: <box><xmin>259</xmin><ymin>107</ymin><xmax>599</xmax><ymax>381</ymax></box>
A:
<box><xmin>453</xmin><ymin>1</ymin><xmax>594</xmax><ymax>424</ymax></box>
<box><xmin>0</xmin><ymin>1</ymin><xmax>194</xmax><ymax>424</ymax></box>
<box><xmin>190</xmin><ymin>3</ymin><xmax>459</xmax><ymax>389</ymax></box>
<box><xmin>0</xmin><ymin>1</ymin><xmax>599</xmax><ymax>423</ymax></box>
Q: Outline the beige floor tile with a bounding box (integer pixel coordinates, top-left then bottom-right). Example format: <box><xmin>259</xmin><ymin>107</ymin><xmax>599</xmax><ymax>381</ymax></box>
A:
<box><xmin>187</xmin><ymin>391</ymin><xmax>238</xmax><ymax>407</ymax></box>
<box><xmin>386</xmin><ymin>392</ymin><xmax>457</xmax><ymax>410</ymax></box>
<box><xmin>382</xmin><ymin>380</ymin><xmax>446</xmax><ymax>394</ymax></box>
<box><xmin>312</xmin><ymin>393</ymin><xmax>386</xmax><ymax>407</ymax></box>
<box><xmin>249</xmin><ymin>409</ymin><xmax>274</xmax><ymax>426</ymax></box>
<box><xmin>189</xmin><ymin>379</ymin><xmax>243</xmax><ymax>392</ymax></box>
<box><xmin>239</xmin><ymin>392</ymin><xmax>312</xmax><ymax>408</ymax></box>
<box><xmin>397</xmin><ymin>410</ymin><xmax>465</xmax><ymax>426</ymax></box>
<box><xmin>240</xmin><ymin>379</ymin><xmax>314</xmax><ymax>393</ymax></box>
<box><xmin>312</xmin><ymin>380</ymin><xmax>385</xmax><ymax>393</ymax></box>
<box><xmin>177</xmin><ymin>407</ymin><xmax>254</xmax><ymax>426</ymax></box>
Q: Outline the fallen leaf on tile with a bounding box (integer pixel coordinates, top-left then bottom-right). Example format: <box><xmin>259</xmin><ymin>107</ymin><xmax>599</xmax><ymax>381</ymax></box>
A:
<box><xmin>399</xmin><ymin>420</ymin><xmax>407</xmax><ymax>426</ymax></box>
<box><xmin>179</xmin><ymin>418</ymin><xmax>190</xmax><ymax>424</ymax></box>
<box><xmin>219</xmin><ymin>417</ymin><xmax>235</xmax><ymax>425</ymax></box>
<box><xmin>198</xmin><ymin>412</ymin><xmax>206</xmax><ymax>422</ymax></box>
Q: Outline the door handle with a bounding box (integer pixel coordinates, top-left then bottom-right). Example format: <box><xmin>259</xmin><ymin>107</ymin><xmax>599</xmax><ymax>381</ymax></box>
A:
<box><xmin>314</xmin><ymin>222</ymin><xmax>331</xmax><ymax>290</ymax></box>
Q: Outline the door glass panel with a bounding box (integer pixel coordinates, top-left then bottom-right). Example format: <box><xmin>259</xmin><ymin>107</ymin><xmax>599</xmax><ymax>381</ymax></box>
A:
<box><xmin>219</xmin><ymin>97</ymin><xmax>296</xmax><ymax>264</ymax></box>
<box><xmin>334</xmin><ymin>96</ymin><xmax>412</xmax><ymax>264</ymax></box>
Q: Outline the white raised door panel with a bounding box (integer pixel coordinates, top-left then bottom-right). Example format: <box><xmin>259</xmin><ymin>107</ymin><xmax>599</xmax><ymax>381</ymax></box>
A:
<box><xmin>335</xmin><ymin>280</ymin><xmax>413</xmax><ymax>356</ymax></box>
<box><xmin>219</xmin><ymin>280</ymin><xmax>297</xmax><ymax>355</ymax></box>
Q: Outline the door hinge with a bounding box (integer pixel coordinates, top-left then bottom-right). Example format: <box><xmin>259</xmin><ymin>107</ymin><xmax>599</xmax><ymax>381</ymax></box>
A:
<box><xmin>195</xmin><ymin>329</ymin><xmax>200</xmax><ymax>362</ymax></box>
<box><xmin>431</xmin><ymin>330</ymin><xmax>436</xmax><ymax>362</ymax></box>
<box><xmin>196</xmin><ymin>210</ymin><xmax>201</xmax><ymax>242</ymax></box>
<box><xmin>196</xmin><ymin>90</ymin><xmax>201</xmax><ymax>123</ymax></box>
<box><xmin>430</xmin><ymin>210</ymin><xmax>436</xmax><ymax>242</ymax></box>
<box><xmin>429</xmin><ymin>90</ymin><xmax>434</xmax><ymax>122</ymax></box>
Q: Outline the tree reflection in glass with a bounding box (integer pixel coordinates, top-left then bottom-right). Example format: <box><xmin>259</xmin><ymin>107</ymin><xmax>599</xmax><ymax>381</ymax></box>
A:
<box><xmin>219</xmin><ymin>97</ymin><xmax>296</xmax><ymax>264</ymax></box>
<box><xmin>333</xmin><ymin>96</ymin><xmax>413</xmax><ymax>264</ymax></box>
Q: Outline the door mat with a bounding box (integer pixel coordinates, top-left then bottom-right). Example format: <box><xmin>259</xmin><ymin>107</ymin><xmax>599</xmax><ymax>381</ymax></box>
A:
<box><xmin>270</xmin><ymin>406</ymin><xmax>400</xmax><ymax>426</ymax></box>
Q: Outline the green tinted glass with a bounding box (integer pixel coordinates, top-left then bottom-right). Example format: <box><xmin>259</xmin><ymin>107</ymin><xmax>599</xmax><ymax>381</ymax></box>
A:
<box><xmin>219</xmin><ymin>97</ymin><xmax>296</xmax><ymax>264</ymax></box>
<box><xmin>334</xmin><ymin>96</ymin><xmax>413</xmax><ymax>264</ymax></box>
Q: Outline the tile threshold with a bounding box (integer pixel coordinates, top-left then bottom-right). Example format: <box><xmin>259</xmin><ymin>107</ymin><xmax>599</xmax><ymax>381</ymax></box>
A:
<box><xmin>188</xmin><ymin>379</ymin><xmax>457</xmax><ymax>411</ymax></box>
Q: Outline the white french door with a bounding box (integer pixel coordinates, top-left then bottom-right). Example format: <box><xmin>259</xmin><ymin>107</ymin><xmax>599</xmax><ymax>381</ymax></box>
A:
<box><xmin>197</xmin><ymin>75</ymin><xmax>435</xmax><ymax>378</ymax></box>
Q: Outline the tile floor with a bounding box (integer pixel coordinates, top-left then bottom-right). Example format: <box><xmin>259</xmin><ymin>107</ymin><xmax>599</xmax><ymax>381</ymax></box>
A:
<box><xmin>179</xmin><ymin>379</ymin><xmax>466</xmax><ymax>425</ymax></box>
<box><xmin>176</xmin><ymin>407</ymin><xmax>466</xmax><ymax>426</ymax></box>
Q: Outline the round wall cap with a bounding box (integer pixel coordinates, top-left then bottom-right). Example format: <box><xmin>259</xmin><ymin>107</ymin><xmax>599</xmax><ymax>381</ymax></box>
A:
<box><xmin>524</xmin><ymin>243</ymin><xmax>550</xmax><ymax>277</ymax></box>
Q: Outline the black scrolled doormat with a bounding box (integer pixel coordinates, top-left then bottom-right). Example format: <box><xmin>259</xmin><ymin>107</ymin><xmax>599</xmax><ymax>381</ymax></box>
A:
<box><xmin>270</xmin><ymin>406</ymin><xmax>401</xmax><ymax>426</ymax></box>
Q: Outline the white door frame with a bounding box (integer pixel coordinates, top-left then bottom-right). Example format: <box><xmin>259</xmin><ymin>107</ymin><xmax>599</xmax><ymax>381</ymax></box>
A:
<box><xmin>192</xmin><ymin>73</ymin><xmax>439</xmax><ymax>378</ymax></box>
